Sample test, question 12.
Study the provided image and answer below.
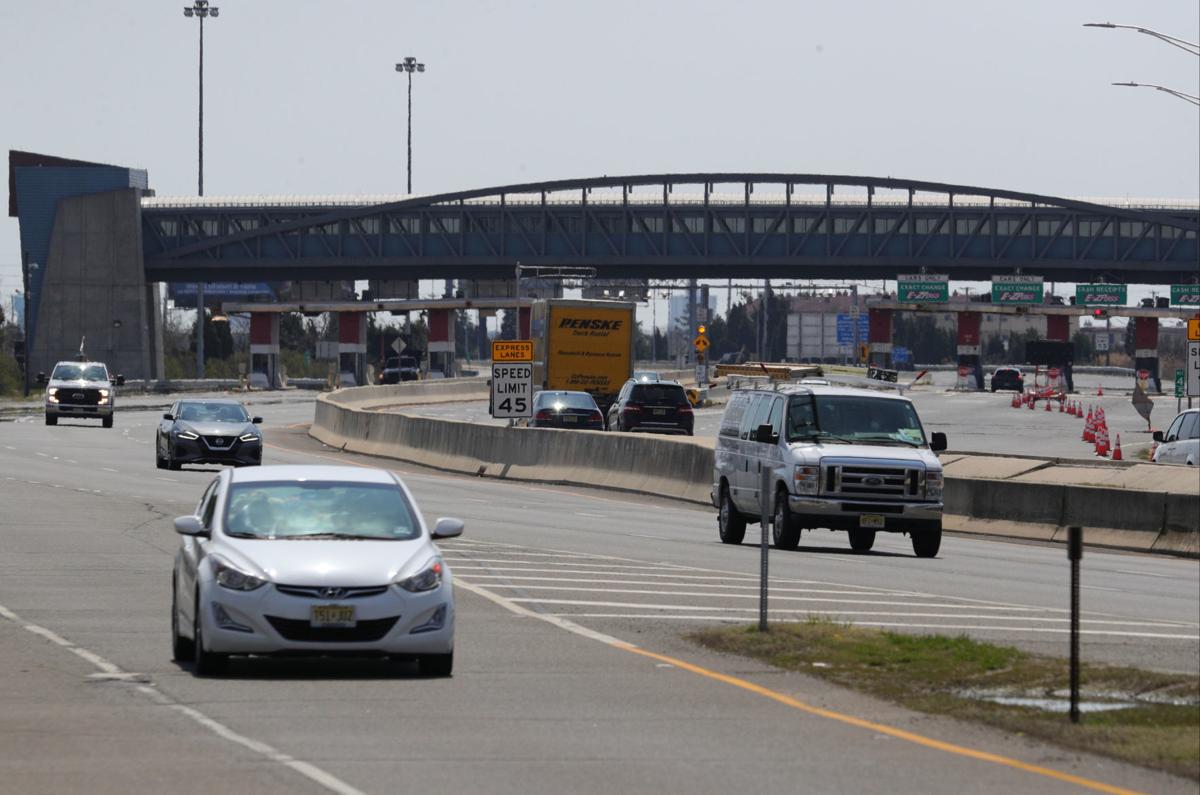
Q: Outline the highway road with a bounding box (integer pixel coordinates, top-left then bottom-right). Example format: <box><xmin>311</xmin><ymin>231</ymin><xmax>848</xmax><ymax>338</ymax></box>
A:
<box><xmin>0</xmin><ymin>395</ymin><xmax>1196</xmax><ymax>794</ymax></box>
<box><xmin>400</xmin><ymin>371</ymin><xmax>1187</xmax><ymax>460</ymax></box>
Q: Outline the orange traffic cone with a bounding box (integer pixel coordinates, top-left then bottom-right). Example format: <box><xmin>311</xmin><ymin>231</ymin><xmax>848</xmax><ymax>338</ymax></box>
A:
<box><xmin>1112</xmin><ymin>434</ymin><xmax>1123</xmax><ymax>461</ymax></box>
<box><xmin>1083</xmin><ymin>409</ymin><xmax>1094</xmax><ymax>442</ymax></box>
<box><xmin>1045</xmin><ymin>398</ymin><xmax>1052</xmax><ymax>412</ymax></box>
<box><xmin>1098</xmin><ymin>385</ymin><xmax>1104</xmax><ymax>396</ymax></box>
<box><xmin>1058</xmin><ymin>399</ymin><xmax>1065</xmax><ymax>413</ymax></box>
<box><xmin>1095</xmin><ymin>426</ymin><xmax>1109</xmax><ymax>457</ymax></box>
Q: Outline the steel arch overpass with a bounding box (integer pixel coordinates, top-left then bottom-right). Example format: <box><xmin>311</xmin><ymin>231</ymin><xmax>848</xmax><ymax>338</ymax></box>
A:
<box><xmin>141</xmin><ymin>173</ymin><xmax>1200</xmax><ymax>284</ymax></box>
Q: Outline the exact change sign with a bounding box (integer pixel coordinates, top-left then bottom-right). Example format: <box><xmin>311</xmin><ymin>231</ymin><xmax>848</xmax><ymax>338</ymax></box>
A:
<box><xmin>992</xmin><ymin>275</ymin><xmax>1044</xmax><ymax>305</ymax></box>
<box><xmin>491</xmin><ymin>362</ymin><xmax>533</xmax><ymax>418</ymax></box>
<box><xmin>897</xmin><ymin>274</ymin><xmax>949</xmax><ymax>303</ymax></box>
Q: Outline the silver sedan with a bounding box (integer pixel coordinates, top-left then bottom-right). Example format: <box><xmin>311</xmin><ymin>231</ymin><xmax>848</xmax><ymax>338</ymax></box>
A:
<box><xmin>171</xmin><ymin>464</ymin><xmax>462</xmax><ymax>676</ymax></box>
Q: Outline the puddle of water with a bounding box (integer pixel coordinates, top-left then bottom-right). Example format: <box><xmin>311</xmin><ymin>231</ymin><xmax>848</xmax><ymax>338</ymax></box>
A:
<box><xmin>980</xmin><ymin>696</ymin><xmax>1136</xmax><ymax>713</ymax></box>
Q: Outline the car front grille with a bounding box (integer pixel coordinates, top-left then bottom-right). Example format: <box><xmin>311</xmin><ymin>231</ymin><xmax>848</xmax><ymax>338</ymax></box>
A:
<box><xmin>823</xmin><ymin>464</ymin><xmax>920</xmax><ymax>499</ymax></box>
<box><xmin>265</xmin><ymin>615</ymin><xmax>399</xmax><ymax>643</ymax></box>
<box><xmin>275</xmin><ymin>585</ymin><xmax>390</xmax><ymax>600</ymax></box>
<box><xmin>204</xmin><ymin>435</ymin><xmax>238</xmax><ymax>450</ymax></box>
<box><xmin>59</xmin><ymin>388</ymin><xmax>102</xmax><ymax>405</ymax></box>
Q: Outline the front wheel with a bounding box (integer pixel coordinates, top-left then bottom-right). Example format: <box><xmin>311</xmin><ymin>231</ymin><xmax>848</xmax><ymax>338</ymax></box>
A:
<box><xmin>418</xmin><ymin>651</ymin><xmax>453</xmax><ymax>677</ymax></box>
<box><xmin>102</xmin><ymin>415</ymin><xmax>113</xmax><ymax>429</ymax></box>
<box><xmin>718</xmin><ymin>486</ymin><xmax>747</xmax><ymax>545</ymax></box>
<box><xmin>911</xmin><ymin>529</ymin><xmax>942</xmax><ymax>559</ymax></box>
<box><xmin>192</xmin><ymin>593</ymin><xmax>228</xmax><ymax>677</ymax></box>
<box><xmin>848</xmin><ymin>529</ymin><xmax>876</xmax><ymax>552</ymax></box>
<box><xmin>168</xmin><ymin>445</ymin><xmax>182</xmax><ymax>471</ymax></box>
<box><xmin>171</xmin><ymin>575</ymin><xmax>194</xmax><ymax>662</ymax></box>
<box><xmin>772</xmin><ymin>491</ymin><xmax>801</xmax><ymax>550</ymax></box>
<box><xmin>45</xmin><ymin>414</ymin><xmax>57</xmax><ymax>426</ymax></box>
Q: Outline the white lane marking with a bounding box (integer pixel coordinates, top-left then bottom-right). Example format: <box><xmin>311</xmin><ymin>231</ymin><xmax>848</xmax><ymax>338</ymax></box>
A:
<box><xmin>454</xmin><ymin>580</ymin><xmax>630</xmax><ymax>647</ymax></box>
<box><xmin>102</xmin><ymin>467</ymin><xmax>120</xmax><ymax>473</ymax></box>
<box><xmin>3</xmin><ymin>445</ymin><xmax>15</xmax><ymax>450</ymax></box>
<box><xmin>67</xmin><ymin>459</ymin><xmax>78</xmax><ymax>464</ymax></box>
<box><xmin>1111</xmin><ymin>569</ymin><xmax>1177</xmax><ymax>580</ymax></box>
<box><xmin>575</xmin><ymin>512</ymin><xmax>607</xmax><ymax>518</ymax></box>
<box><xmin>0</xmin><ymin>602</ymin><xmax>367</xmax><ymax>795</ymax></box>
<box><xmin>35</xmin><ymin>452</ymin><xmax>49</xmax><ymax>458</ymax></box>
<box><xmin>156</xmin><ymin>477</ymin><xmax>179</xmax><ymax>483</ymax></box>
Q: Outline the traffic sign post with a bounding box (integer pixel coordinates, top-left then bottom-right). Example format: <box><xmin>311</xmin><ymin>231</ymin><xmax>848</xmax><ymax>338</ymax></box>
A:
<box><xmin>694</xmin><ymin>328</ymin><xmax>710</xmax><ymax>386</ymax></box>
<box><xmin>490</xmin><ymin>340</ymin><xmax>534</xmax><ymax>420</ymax></box>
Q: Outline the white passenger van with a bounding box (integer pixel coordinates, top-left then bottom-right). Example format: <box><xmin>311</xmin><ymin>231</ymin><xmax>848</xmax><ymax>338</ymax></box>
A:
<box><xmin>712</xmin><ymin>384</ymin><xmax>947</xmax><ymax>557</ymax></box>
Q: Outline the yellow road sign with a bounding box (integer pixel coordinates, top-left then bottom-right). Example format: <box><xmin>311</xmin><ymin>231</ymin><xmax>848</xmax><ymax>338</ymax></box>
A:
<box><xmin>693</xmin><ymin>335</ymin><xmax>710</xmax><ymax>351</ymax></box>
<box><xmin>1188</xmin><ymin>318</ymin><xmax>1200</xmax><ymax>341</ymax></box>
<box><xmin>492</xmin><ymin>340</ymin><xmax>534</xmax><ymax>362</ymax></box>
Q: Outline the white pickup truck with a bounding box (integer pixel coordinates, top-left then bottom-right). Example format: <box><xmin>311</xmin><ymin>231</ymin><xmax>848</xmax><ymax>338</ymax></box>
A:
<box><xmin>38</xmin><ymin>360</ymin><xmax>125</xmax><ymax>428</ymax></box>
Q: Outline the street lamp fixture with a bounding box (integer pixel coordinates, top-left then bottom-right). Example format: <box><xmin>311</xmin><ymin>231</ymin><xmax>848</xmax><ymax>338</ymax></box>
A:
<box><xmin>395</xmin><ymin>56</ymin><xmax>427</xmax><ymax>194</ymax></box>
<box><xmin>1083</xmin><ymin>23</ymin><xmax>1200</xmax><ymax>56</ymax></box>
<box><xmin>1112</xmin><ymin>81</ymin><xmax>1200</xmax><ymax>107</ymax></box>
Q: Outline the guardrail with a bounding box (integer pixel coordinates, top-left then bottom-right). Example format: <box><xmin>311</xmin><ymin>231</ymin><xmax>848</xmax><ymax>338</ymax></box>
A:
<box><xmin>311</xmin><ymin>390</ymin><xmax>1198</xmax><ymax>556</ymax></box>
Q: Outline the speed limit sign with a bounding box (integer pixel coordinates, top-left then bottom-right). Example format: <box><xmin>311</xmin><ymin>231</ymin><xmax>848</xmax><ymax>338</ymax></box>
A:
<box><xmin>490</xmin><ymin>363</ymin><xmax>533</xmax><ymax>418</ymax></box>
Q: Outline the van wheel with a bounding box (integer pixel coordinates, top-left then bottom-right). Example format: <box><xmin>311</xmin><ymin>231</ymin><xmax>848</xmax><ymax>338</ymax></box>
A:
<box><xmin>102</xmin><ymin>416</ymin><xmax>113</xmax><ymax>429</ymax></box>
<box><xmin>848</xmin><ymin>529</ymin><xmax>876</xmax><ymax>552</ymax></box>
<box><xmin>912</xmin><ymin>529</ymin><xmax>942</xmax><ymax>558</ymax></box>
<box><xmin>772</xmin><ymin>491</ymin><xmax>801</xmax><ymax>550</ymax></box>
<box><xmin>718</xmin><ymin>486</ymin><xmax>746</xmax><ymax>545</ymax></box>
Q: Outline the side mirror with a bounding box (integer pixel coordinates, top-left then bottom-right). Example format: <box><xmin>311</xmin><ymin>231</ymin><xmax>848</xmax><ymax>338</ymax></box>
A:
<box><xmin>431</xmin><ymin>517</ymin><xmax>464</xmax><ymax>539</ymax></box>
<box><xmin>163</xmin><ymin>413</ymin><xmax>174</xmax><ymax>420</ymax></box>
<box><xmin>252</xmin><ymin>416</ymin><xmax>263</xmax><ymax>424</ymax></box>
<box><xmin>173</xmin><ymin>515</ymin><xmax>209</xmax><ymax>537</ymax></box>
<box><xmin>755</xmin><ymin>424</ymin><xmax>777</xmax><ymax>444</ymax></box>
<box><xmin>116</xmin><ymin>375</ymin><xmax>125</xmax><ymax>386</ymax></box>
<box><xmin>930</xmin><ymin>432</ymin><xmax>948</xmax><ymax>452</ymax></box>
<box><xmin>1152</xmin><ymin>430</ymin><xmax>1164</xmax><ymax>443</ymax></box>
<box><xmin>36</xmin><ymin>372</ymin><xmax>46</xmax><ymax>385</ymax></box>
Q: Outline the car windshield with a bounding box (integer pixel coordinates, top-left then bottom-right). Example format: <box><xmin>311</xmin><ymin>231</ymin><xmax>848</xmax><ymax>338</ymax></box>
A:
<box><xmin>223</xmin><ymin>481</ymin><xmax>418</xmax><ymax>540</ymax></box>
<box><xmin>536</xmin><ymin>392</ymin><xmax>596</xmax><ymax>410</ymax></box>
<box><xmin>399</xmin><ymin>356</ymin><xmax>417</xmax><ymax>367</ymax></box>
<box><xmin>787</xmin><ymin>394</ymin><xmax>926</xmax><ymax>446</ymax></box>
<box><xmin>632</xmin><ymin>384</ymin><xmax>687</xmax><ymax>404</ymax></box>
<box><xmin>52</xmin><ymin>363</ymin><xmax>107</xmax><ymax>382</ymax></box>
<box><xmin>178</xmin><ymin>402</ymin><xmax>250</xmax><ymax>423</ymax></box>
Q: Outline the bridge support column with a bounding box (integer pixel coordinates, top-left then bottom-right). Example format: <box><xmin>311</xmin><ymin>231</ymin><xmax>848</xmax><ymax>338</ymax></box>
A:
<box><xmin>338</xmin><ymin>311</ymin><xmax>367</xmax><ymax>387</ymax></box>
<box><xmin>1133</xmin><ymin>317</ymin><xmax>1161</xmax><ymax>393</ymax></box>
<box><xmin>248</xmin><ymin>313</ymin><xmax>280</xmax><ymax>389</ymax></box>
<box><xmin>518</xmin><ymin>307</ymin><xmax>531</xmax><ymax>339</ymax></box>
<box><xmin>1045</xmin><ymin>315</ymin><xmax>1075</xmax><ymax>392</ymax></box>
<box><xmin>867</xmin><ymin>308</ymin><xmax>892</xmax><ymax>369</ymax></box>
<box><xmin>428</xmin><ymin>309</ymin><xmax>455</xmax><ymax>377</ymax></box>
<box><xmin>956</xmin><ymin>311</ymin><xmax>983</xmax><ymax>390</ymax></box>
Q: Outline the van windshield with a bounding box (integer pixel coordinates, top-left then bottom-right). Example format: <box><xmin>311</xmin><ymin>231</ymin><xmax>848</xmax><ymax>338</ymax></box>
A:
<box><xmin>787</xmin><ymin>394</ymin><xmax>926</xmax><ymax>446</ymax></box>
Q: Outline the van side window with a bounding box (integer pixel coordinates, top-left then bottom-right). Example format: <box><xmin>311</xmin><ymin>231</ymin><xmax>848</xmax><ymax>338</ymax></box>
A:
<box><xmin>766</xmin><ymin>397</ymin><xmax>783</xmax><ymax>437</ymax></box>
<box><xmin>720</xmin><ymin>392</ymin><xmax>750</xmax><ymax>438</ymax></box>
<box><xmin>739</xmin><ymin>395</ymin><xmax>771</xmax><ymax>441</ymax></box>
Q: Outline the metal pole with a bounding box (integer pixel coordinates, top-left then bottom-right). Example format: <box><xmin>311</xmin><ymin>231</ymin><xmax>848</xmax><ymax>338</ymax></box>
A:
<box><xmin>513</xmin><ymin>263</ymin><xmax>521</xmax><ymax>341</ymax></box>
<box><xmin>406</xmin><ymin>69</ymin><xmax>413</xmax><ymax>194</ymax></box>
<box><xmin>195</xmin><ymin>12</ymin><xmax>205</xmax><ymax>379</ymax></box>
<box><xmin>21</xmin><ymin>250</ymin><xmax>30</xmax><ymax>397</ymax></box>
<box><xmin>758</xmin><ymin>463</ymin><xmax>770</xmax><ymax>632</ymax></box>
<box><xmin>1068</xmin><ymin>525</ymin><xmax>1082</xmax><ymax>724</ymax></box>
<box><xmin>651</xmin><ymin>291</ymin><xmax>657</xmax><ymax>364</ymax></box>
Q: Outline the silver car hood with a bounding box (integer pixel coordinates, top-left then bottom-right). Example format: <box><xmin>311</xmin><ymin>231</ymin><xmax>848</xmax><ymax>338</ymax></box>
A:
<box><xmin>218</xmin><ymin>536</ymin><xmax>436</xmax><ymax>587</ymax></box>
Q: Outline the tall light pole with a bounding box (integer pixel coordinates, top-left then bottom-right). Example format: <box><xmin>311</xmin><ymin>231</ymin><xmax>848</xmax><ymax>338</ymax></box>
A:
<box><xmin>1111</xmin><ymin>82</ymin><xmax>1200</xmax><ymax>107</ymax></box>
<box><xmin>395</xmin><ymin>56</ymin><xmax>426</xmax><ymax>195</ymax></box>
<box><xmin>184</xmin><ymin>0</ymin><xmax>218</xmax><ymax>378</ymax></box>
<box><xmin>1084</xmin><ymin>22</ymin><xmax>1199</xmax><ymax>108</ymax></box>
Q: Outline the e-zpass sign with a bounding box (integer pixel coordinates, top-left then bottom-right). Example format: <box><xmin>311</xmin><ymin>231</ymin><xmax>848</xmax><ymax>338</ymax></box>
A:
<box><xmin>491</xmin><ymin>363</ymin><xmax>533</xmax><ymax>418</ymax></box>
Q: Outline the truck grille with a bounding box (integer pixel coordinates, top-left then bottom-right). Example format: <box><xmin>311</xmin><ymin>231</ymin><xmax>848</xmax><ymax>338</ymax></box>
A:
<box><xmin>60</xmin><ymin>388</ymin><xmax>102</xmax><ymax>405</ymax></box>
<box><xmin>823</xmin><ymin>464</ymin><xmax>921</xmax><ymax>499</ymax></box>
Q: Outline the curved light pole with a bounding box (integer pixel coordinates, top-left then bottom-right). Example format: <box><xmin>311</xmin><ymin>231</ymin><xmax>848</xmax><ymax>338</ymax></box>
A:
<box><xmin>395</xmin><ymin>57</ymin><xmax>426</xmax><ymax>194</ymax></box>
<box><xmin>1083</xmin><ymin>22</ymin><xmax>1200</xmax><ymax>56</ymax></box>
<box><xmin>1112</xmin><ymin>81</ymin><xmax>1200</xmax><ymax>107</ymax></box>
<box><xmin>183</xmin><ymin>0</ymin><xmax>218</xmax><ymax>378</ymax></box>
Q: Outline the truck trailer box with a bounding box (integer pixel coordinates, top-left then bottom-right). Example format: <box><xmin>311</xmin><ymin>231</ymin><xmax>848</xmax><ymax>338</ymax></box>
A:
<box><xmin>531</xmin><ymin>299</ymin><xmax>637</xmax><ymax>411</ymax></box>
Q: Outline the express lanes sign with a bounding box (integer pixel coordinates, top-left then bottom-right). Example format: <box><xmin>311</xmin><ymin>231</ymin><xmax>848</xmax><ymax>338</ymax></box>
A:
<box><xmin>491</xmin><ymin>363</ymin><xmax>533</xmax><ymax>418</ymax></box>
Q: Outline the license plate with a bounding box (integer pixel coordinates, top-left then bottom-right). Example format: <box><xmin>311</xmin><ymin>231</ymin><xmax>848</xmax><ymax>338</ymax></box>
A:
<box><xmin>564</xmin><ymin>415</ymin><xmax>579</xmax><ymax>423</ymax></box>
<box><xmin>311</xmin><ymin>604</ymin><xmax>355</xmax><ymax>628</ymax></box>
<box><xmin>653</xmin><ymin>408</ymin><xmax>667</xmax><ymax>416</ymax></box>
<box><xmin>859</xmin><ymin>514</ymin><xmax>885</xmax><ymax>529</ymax></box>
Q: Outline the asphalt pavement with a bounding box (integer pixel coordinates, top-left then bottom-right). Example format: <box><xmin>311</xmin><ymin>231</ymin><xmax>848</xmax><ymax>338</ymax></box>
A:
<box><xmin>0</xmin><ymin>394</ymin><xmax>1196</xmax><ymax>794</ymax></box>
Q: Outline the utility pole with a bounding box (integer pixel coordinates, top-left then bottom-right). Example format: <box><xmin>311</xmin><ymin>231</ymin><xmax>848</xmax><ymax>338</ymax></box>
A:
<box><xmin>395</xmin><ymin>56</ymin><xmax>427</xmax><ymax>195</ymax></box>
<box><xmin>183</xmin><ymin>0</ymin><xmax>218</xmax><ymax>379</ymax></box>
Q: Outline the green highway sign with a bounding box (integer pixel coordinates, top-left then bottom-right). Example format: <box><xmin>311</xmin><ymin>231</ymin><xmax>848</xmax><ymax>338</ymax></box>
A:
<box><xmin>1170</xmin><ymin>284</ymin><xmax>1200</xmax><ymax>307</ymax></box>
<box><xmin>1075</xmin><ymin>284</ymin><xmax>1127</xmax><ymax>306</ymax></box>
<box><xmin>991</xmin><ymin>275</ymin><xmax>1044</xmax><ymax>305</ymax></box>
<box><xmin>1176</xmin><ymin>368</ymin><xmax>1186</xmax><ymax>399</ymax></box>
<box><xmin>897</xmin><ymin>274</ymin><xmax>949</xmax><ymax>303</ymax></box>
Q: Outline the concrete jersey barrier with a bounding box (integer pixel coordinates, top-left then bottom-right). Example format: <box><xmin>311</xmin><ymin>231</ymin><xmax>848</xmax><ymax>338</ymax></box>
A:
<box><xmin>312</xmin><ymin>390</ymin><xmax>1199</xmax><ymax>556</ymax></box>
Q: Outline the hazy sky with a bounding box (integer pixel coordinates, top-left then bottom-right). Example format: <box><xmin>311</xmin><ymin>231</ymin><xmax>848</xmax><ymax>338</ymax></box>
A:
<box><xmin>2</xmin><ymin>0</ymin><xmax>1197</xmax><ymax>317</ymax></box>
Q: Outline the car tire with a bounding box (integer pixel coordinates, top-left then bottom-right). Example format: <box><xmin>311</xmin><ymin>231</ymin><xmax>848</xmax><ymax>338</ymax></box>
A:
<box><xmin>772</xmin><ymin>490</ymin><xmax>802</xmax><ymax>551</ymax></box>
<box><xmin>417</xmin><ymin>652</ymin><xmax>454</xmax><ymax>677</ymax></box>
<box><xmin>45</xmin><ymin>414</ymin><xmax>57</xmax><ymax>426</ymax></box>
<box><xmin>192</xmin><ymin>592</ymin><xmax>228</xmax><ymax>677</ymax></box>
<box><xmin>156</xmin><ymin>438</ymin><xmax>168</xmax><ymax>470</ymax></box>
<box><xmin>848</xmin><ymin>529</ymin><xmax>876</xmax><ymax>552</ymax></box>
<box><xmin>990</xmin><ymin>385</ymin><xmax>996</xmax><ymax>393</ymax></box>
<box><xmin>102</xmin><ymin>415</ymin><xmax>113</xmax><ymax>429</ymax></box>
<box><xmin>911</xmin><ymin>529</ymin><xmax>942</xmax><ymax>559</ymax></box>
<box><xmin>168</xmin><ymin>446</ymin><xmax>182</xmax><ymax>471</ymax></box>
<box><xmin>718</xmin><ymin>485</ymin><xmax>747</xmax><ymax>545</ymax></box>
<box><xmin>171</xmin><ymin>575</ymin><xmax>194</xmax><ymax>662</ymax></box>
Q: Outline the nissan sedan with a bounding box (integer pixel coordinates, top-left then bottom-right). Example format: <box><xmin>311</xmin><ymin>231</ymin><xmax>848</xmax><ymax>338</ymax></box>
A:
<box><xmin>171</xmin><ymin>465</ymin><xmax>462</xmax><ymax>676</ymax></box>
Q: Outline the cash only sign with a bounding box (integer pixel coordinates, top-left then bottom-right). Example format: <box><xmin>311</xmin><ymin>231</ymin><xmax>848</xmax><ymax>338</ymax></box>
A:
<box><xmin>491</xmin><ymin>340</ymin><xmax>534</xmax><ymax>419</ymax></box>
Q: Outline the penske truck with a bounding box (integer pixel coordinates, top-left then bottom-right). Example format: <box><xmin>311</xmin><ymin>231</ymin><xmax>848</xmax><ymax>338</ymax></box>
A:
<box><xmin>530</xmin><ymin>299</ymin><xmax>637</xmax><ymax>416</ymax></box>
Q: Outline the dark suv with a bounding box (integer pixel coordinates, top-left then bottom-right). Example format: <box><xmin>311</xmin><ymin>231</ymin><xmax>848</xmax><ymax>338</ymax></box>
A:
<box><xmin>380</xmin><ymin>355</ymin><xmax>420</xmax><ymax>384</ymax></box>
<box><xmin>608</xmin><ymin>380</ymin><xmax>694</xmax><ymax>435</ymax></box>
<box><xmin>989</xmin><ymin>366</ymin><xmax>1024</xmax><ymax>392</ymax></box>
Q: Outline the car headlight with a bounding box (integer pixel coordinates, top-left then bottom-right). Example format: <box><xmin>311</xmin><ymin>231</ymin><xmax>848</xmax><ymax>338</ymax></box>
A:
<box><xmin>925</xmin><ymin>471</ymin><xmax>943</xmax><ymax>500</ymax></box>
<box><xmin>239</xmin><ymin>433</ymin><xmax>260</xmax><ymax>443</ymax></box>
<box><xmin>176</xmin><ymin>430</ymin><xmax>199</xmax><ymax>440</ymax></box>
<box><xmin>47</xmin><ymin>388</ymin><xmax>59</xmax><ymax>403</ymax></box>
<box><xmin>793</xmin><ymin>465</ymin><xmax>819</xmax><ymax>495</ymax></box>
<box><xmin>99</xmin><ymin>388</ymin><xmax>109</xmax><ymax>397</ymax></box>
<box><xmin>211</xmin><ymin>556</ymin><xmax>267</xmax><ymax>591</ymax></box>
<box><xmin>396</xmin><ymin>558</ymin><xmax>444</xmax><ymax>592</ymax></box>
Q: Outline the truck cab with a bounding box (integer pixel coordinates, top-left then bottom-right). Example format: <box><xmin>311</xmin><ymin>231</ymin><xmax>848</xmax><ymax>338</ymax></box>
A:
<box><xmin>39</xmin><ymin>361</ymin><xmax>124</xmax><ymax>428</ymax></box>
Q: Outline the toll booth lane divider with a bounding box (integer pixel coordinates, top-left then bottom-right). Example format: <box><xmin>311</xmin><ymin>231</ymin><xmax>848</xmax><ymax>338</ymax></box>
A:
<box><xmin>312</xmin><ymin>389</ymin><xmax>1198</xmax><ymax>557</ymax></box>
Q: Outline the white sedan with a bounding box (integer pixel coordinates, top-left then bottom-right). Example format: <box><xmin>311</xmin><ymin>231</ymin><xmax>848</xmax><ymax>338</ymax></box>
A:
<box><xmin>1153</xmin><ymin>408</ymin><xmax>1199</xmax><ymax>466</ymax></box>
<box><xmin>171</xmin><ymin>465</ymin><xmax>462</xmax><ymax>676</ymax></box>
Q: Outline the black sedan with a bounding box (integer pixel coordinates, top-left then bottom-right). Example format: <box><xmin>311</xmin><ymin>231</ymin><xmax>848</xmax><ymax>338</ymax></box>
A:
<box><xmin>156</xmin><ymin>399</ymin><xmax>264</xmax><ymax>470</ymax></box>
<box><xmin>989</xmin><ymin>366</ymin><xmax>1025</xmax><ymax>392</ymax></box>
<box><xmin>529</xmin><ymin>391</ymin><xmax>605</xmax><ymax>430</ymax></box>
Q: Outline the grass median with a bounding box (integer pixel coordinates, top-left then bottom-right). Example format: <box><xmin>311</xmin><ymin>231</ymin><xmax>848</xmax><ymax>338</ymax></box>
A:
<box><xmin>690</xmin><ymin>619</ymin><xmax>1199</xmax><ymax>780</ymax></box>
